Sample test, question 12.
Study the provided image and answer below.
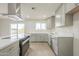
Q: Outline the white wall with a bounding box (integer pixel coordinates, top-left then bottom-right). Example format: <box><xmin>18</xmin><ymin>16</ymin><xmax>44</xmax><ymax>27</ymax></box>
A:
<box><xmin>0</xmin><ymin>16</ymin><xmax>10</xmax><ymax>37</ymax></box>
<box><xmin>0</xmin><ymin>3</ymin><xmax>8</xmax><ymax>14</ymax></box>
<box><xmin>55</xmin><ymin>26</ymin><xmax>73</xmax><ymax>37</ymax></box>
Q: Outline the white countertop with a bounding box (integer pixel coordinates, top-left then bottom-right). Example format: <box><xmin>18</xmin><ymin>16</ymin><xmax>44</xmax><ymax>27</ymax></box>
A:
<box><xmin>0</xmin><ymin>36</ymin><xmax>18</xmax><ymax>50</ymax></box>
<box><xmin>0</xmin><ymin>34</ymin><xmax>30</xmax><ymax>50</ymax></box>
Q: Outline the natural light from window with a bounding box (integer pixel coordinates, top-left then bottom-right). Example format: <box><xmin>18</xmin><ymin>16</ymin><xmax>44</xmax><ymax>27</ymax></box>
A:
<box><xmin>11</xmin><ymin>23</ymin><xmax>24</xmax><ymax>36</ymax></box>
<box><xmin>35</xmin><ymin>23</ymin><xmax>46</xmax><ymax>30</ymax></box>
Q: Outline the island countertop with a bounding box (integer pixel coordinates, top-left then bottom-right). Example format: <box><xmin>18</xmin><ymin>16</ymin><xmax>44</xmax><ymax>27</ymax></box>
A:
<box><xmin>0</xmin><ymin>34</ymin><xmax>30</xmax><ymax>50</ymax></box>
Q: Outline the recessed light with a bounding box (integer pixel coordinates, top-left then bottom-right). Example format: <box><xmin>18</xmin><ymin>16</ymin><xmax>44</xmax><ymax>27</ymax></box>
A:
<box><xmin>43</xmin><ymin>15</ymin><xmax>47</xmax><ymax>18</ymax></box>
<box><xmin>56</xmin><ymin>15</ymin><xmax>61</xmax><ymax>18</ymax></box>
<box><xmin>26</xmin><ymin>15</ymin><xmax>30</xmax><ymax>18</ymax></box>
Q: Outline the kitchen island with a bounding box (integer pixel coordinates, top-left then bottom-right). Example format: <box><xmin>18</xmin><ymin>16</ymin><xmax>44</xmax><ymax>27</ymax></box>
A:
<box><xmin>0</xmin><ymin>34</ymin><xmax>30</xmax><ymax>56</ymax></box>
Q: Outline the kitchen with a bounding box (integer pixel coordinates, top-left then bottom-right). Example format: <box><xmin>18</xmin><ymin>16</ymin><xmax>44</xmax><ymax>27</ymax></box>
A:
<box><xmin>0</xmin><ymin>3</ymin><xmax>79</xmax><ymax>56</ymax></box>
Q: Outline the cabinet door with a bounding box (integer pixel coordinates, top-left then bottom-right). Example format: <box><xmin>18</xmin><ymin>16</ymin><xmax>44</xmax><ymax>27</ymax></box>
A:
<box><xmin>47</xmin><ymin>16</ymin><xmax>55</xmax><ymax>29</ymax></box>
<box><xmin>55</xmin><ymin>5</ymin><xmax>65</xmax><ymax>27</ymax></box>
<box><xmin>52</xmin><ymin>38</ymin><xmax>58</xmax><ymax>55</ymax></box>
<box><xmin>0</xmin><ymin>3</ymin><xmax>8</xmax><ymax>14</ymax></box>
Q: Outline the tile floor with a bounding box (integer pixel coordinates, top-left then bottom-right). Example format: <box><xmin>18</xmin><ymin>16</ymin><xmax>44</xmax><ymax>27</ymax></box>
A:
<box><xmin>26</xmin><ymin>43</ymin><xmax>55</xmax><ymax>56</ymax></box>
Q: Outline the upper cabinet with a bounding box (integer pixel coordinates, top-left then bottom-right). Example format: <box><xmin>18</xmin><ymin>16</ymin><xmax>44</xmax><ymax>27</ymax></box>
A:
<box><xmin>0</xmin><ymin>3</ymin><xmax>8</xmax><ymax>14</ymax></box>
<box><xmin>55</xmin><ymin>4</ymin><xmax>73</xmax><ymax>27</ymax></box>
<box><xmin>55</xmin><ymin>4</ymin><xmax>65</xmax><ymax>27</ymax></box>
<box><xmin>47</xmin><ymin>16</ymin><xmax>55</xmax><ymax>29</ymax></box>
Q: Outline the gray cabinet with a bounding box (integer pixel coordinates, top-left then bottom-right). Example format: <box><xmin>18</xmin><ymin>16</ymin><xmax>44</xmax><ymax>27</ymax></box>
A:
<box><xmin>55</xmin><ymin>4</ymin><xmax>73</xmax><ymax>27</ymax></box>
<box><xmin>47</xmin><ymin>16</ymin><xmax>55</xmax><ymax>29</ymax></box>
<box><xmin>52</xmin><ymin>37</ymin><xmax>73</xmax><ymax>56</ymax></box>
<box><xmin>55</xmin><ymin>4</ymin><xmax>65</xmax><ymax>27</ymax></box>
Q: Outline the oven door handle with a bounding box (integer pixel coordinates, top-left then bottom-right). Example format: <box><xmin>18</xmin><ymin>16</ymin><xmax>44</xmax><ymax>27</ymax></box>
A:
<box><xmin>22</xmin><ymin>38</ymin><xmax>30</xmax><ymax>45</ymax></box>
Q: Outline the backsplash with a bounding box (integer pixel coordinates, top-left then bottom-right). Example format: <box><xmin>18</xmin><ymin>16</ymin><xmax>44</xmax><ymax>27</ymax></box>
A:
<box><xmin>55</xmin><ymin>26</ymin><xmax>73</xmax><ymax>37</ymax></box>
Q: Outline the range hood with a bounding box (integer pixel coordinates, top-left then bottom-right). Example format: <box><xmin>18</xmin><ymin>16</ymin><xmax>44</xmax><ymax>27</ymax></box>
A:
<box><xmin>0</xmin><ymin>3</ymin><xmax>23</xmax><ymax>21</ymax></box>
<box><xmin>0</xmin><ymin>14</ymin><xmax>23</xmax><ymax>21</ymax></box>
<box><xmin>8</xmin><ymin>15</ymin><xmax>23</xmax><ymax>21</ymax></box>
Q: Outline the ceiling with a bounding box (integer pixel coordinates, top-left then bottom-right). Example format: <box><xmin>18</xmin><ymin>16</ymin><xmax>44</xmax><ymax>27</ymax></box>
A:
<box><xmin>21</xmin><ymin>3</ymin><xmax>61</xmax><ymax>20</ymax></box>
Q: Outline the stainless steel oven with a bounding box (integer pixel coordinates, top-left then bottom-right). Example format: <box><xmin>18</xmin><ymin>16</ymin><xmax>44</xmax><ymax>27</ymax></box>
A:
<box><xmin>19</xmin><ymin>36</ymin><xmax>30</xmax><ymax>56</ymax></box>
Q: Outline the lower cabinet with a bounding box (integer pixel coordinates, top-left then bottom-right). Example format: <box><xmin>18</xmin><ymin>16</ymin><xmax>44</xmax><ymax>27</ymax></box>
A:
<box><xmin>52</xmin><ymin>37</ymin><xmax>73</xmax><ymax>56</ymax></box>
<box><xmin>0</xmin><ymin>41</ymin><xmax>19</xmax><ymax>56</ymax></box>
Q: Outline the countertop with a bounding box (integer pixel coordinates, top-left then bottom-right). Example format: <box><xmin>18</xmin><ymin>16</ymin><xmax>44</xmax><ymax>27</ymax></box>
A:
<box><xmin>0</xmin><ymin>34</ymin><xmax>30</xmax><ymax>50</ymax></box>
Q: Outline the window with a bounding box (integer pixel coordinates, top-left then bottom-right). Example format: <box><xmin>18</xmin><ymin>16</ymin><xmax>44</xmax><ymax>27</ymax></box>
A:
<box><xmin>11</xmin><ymin>23</ymin><xmax>24</xmax><ymax>36</ymax></box>
<box><xmin>18</xmin><ymin>24</ymin><xmax>24</xmax><ymax>34</ymax></box>
<box><xmin>36</xmin><ymin>23</ymin><xmax>40</xmax><ymax>30</ymax></box>
<box><xmin>11</xmin><ymin>24</ymin><xmax>17</xmax><ymax>36</ymax></box>
<box><xmin>35</xmin><ymin>23</ymin><xmax>46</xmax><ymax>30</ymax></box>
